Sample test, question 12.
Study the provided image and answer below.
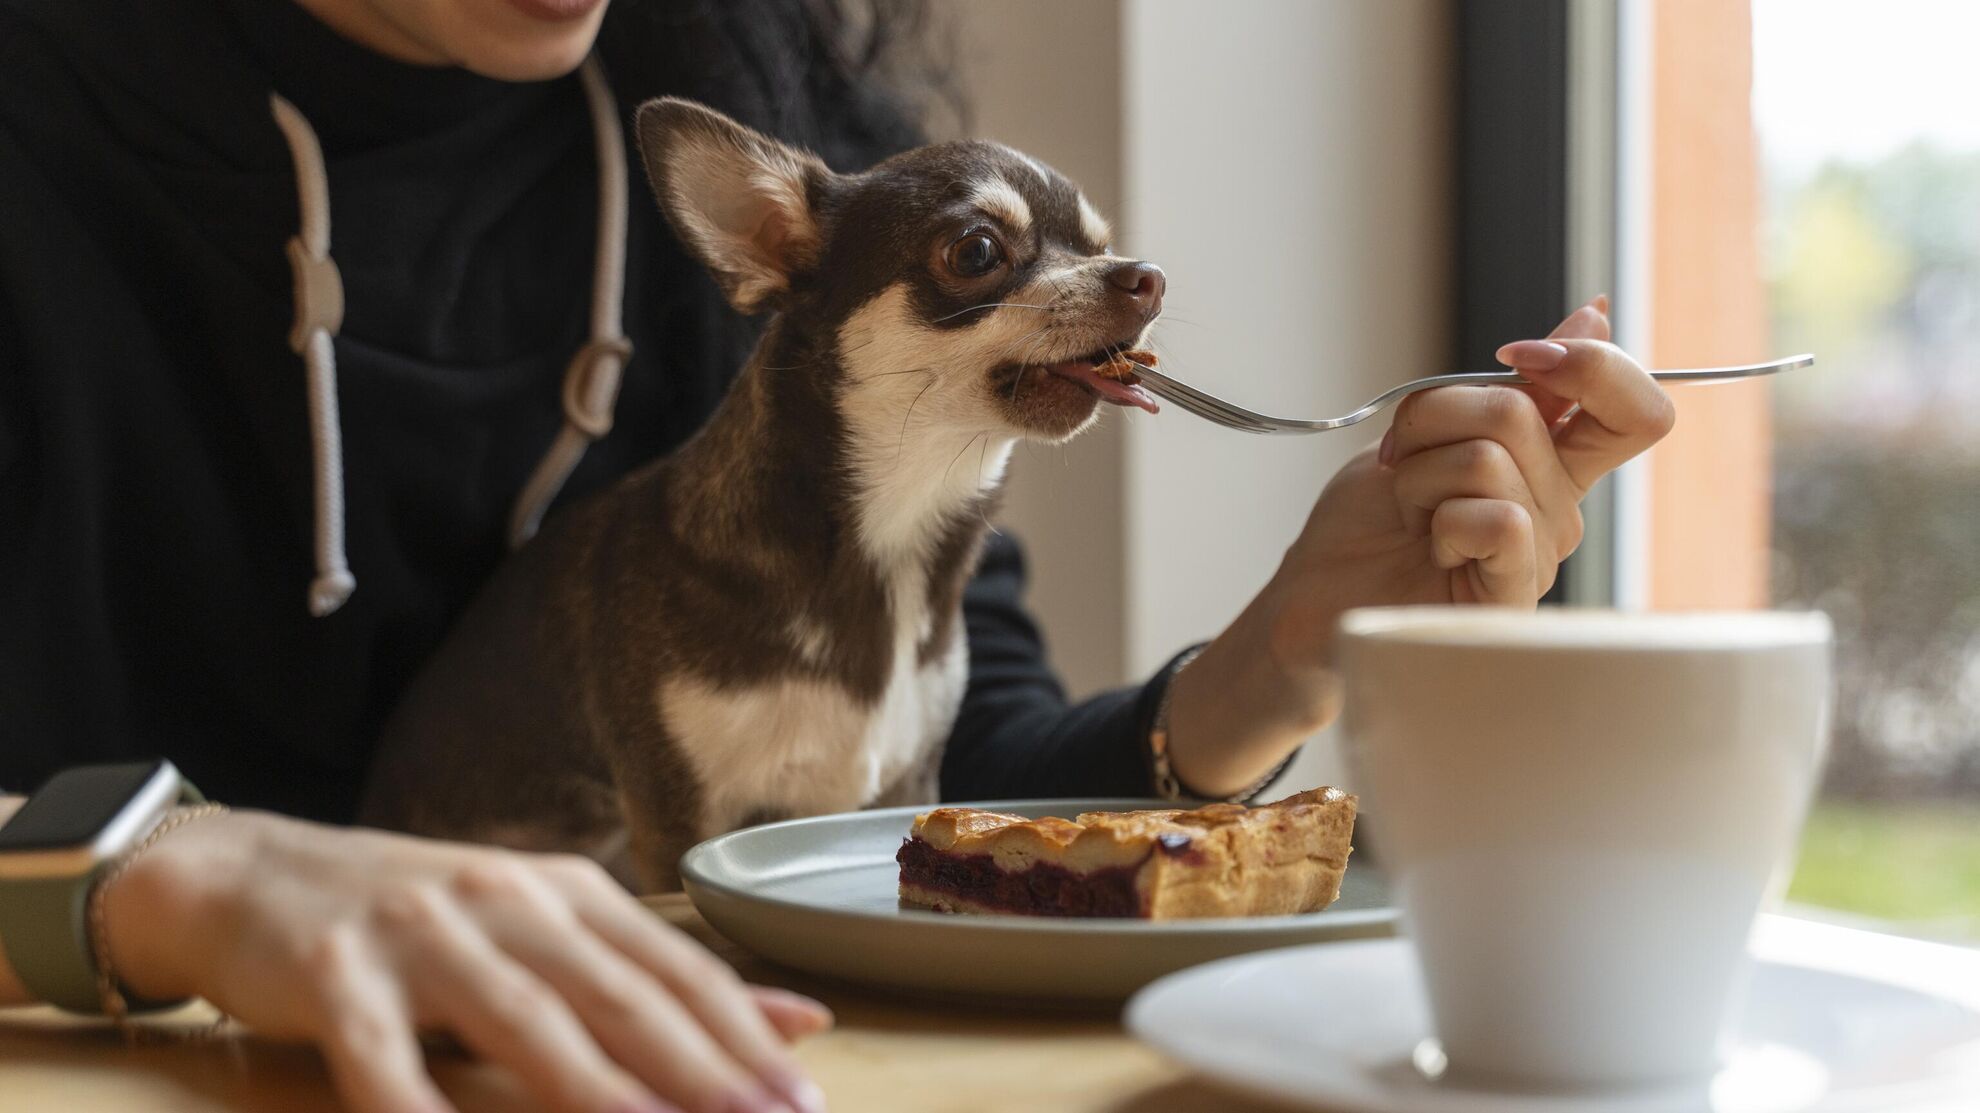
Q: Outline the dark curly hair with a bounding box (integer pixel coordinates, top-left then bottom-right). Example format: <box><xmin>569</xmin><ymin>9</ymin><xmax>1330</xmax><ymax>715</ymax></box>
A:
<box><xmin>596</xmin><ymin>0</ymin><xmax>961</xmax><ymax>171</ymax></box>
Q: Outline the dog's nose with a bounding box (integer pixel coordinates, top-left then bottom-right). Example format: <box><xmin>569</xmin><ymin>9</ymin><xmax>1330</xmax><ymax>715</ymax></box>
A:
<box><xmin>1105</xmin><ymin>261</ymin><xmax>1166</xmax><ymax>311</ymax></box>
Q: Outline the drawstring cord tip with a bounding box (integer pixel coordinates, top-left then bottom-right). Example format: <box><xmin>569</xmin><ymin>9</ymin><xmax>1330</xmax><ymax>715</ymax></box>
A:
<box><xmin>309</xmin><ymin>569</ymin><xmax>355</xmax><ymax>617</ymax></box>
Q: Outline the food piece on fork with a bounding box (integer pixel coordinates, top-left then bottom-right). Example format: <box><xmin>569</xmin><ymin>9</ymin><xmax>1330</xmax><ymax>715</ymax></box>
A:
<box><xmin>1094</xmin><ymin>348</ymin><xmax>1157</xmax><ymax>385</ymax></box>
<box><xmin>895</xmin><ymin>788</ymin><xmax>1357</xmax><ymax>919</ymax></box>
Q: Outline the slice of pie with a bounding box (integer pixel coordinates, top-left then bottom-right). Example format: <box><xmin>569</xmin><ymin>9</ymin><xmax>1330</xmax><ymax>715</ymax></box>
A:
<box><xmin>895</xmin><ymin>787</ymin><xmax>1357</xmax><ymax>919</ymax></box>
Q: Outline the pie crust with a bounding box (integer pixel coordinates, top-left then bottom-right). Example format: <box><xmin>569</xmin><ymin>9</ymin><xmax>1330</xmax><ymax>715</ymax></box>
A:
<box><xmin>896</xmin><ymin>787</ymin><xmax>1356</xmax><ymax>919</ymax></box>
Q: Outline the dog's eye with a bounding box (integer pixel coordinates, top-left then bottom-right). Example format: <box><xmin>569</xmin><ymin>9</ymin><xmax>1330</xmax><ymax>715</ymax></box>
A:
<box><xmin>945</xmin><ymin>233</ymin><xmax>1004</xmax><ymax>279</ymax></box>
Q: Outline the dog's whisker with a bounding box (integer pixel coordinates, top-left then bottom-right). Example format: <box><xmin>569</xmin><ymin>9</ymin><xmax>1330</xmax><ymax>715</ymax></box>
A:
<box><xmin>1008</xmin><ymin>328</ymin><xmax>1056</xmax><ymax>404</ymax></box>
<box><xmin>985</xmin><ymin>297</ymin><xmax>1064</xmax><ymax>357</ymax></box>
<box><xmin>896</xmin><ymin>377</ymin><xmax>939</xmax><ymax>464</ymax></box>
<box><xmin>932</xmin><ymin>302</ymin><xmax>1056</xmax><ymax>323</ymax></box>
<box><xmin>993</xmin><ymin>323</ymin><xmax>1054</xmax><ymax>361</ymax></box>
<box><xmin>1000</xmin><ymin>328</ymin><xmax>1056</xmax><ymax>371</ymax></box>
<box><xmin>1040</xmin><ymin>270</ymin><xmax>1074</xmax><ymax>308</ymax></box>
<box><xmin>971</xmin><ymin>286</ymin><xmax>1070</xmax><ymax>370</ymax></box>
<box><xmin>856</xmin><ymin>366</ymin><xmax>937</xmax><ymax>384</ymax></box>
<box><xmin>942</xmin><ymin>430</ymin><xmax>988</xmax><ymax>486</ymax></box>
<box><xmin>982</xmin><ymin>322</ymin><xmax>1059</xmax><ymax>406</ymax></box>
<box><xmin>975</xmin><ymin>290</ymin><xmax>1067</xmax><ymax>360</ymax></box>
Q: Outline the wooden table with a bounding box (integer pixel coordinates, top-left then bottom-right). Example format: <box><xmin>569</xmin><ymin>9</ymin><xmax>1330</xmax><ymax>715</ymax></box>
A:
<box><xmin>10</xmin><ymin>901</ymin><xmax>1971</xmax><ymax>1112</ymax></box>
<box><xmin>0</xmin><ymin>894</ymin><xmax>1284</xmax><ymax>1113</ymax></box>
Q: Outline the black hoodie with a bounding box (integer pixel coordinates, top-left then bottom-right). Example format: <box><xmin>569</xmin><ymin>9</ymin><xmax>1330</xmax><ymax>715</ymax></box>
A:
<box><xmin>0</xmin><ymin>0</ymin><xmax>1172</xmax><ymax>820</ymax></box>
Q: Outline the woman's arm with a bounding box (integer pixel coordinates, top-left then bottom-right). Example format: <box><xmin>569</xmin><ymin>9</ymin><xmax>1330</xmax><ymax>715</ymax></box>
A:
<box><xmin>1</xmin><ymin>804</ymin><xmax>832</xmax><ymax>1113</ymax></box>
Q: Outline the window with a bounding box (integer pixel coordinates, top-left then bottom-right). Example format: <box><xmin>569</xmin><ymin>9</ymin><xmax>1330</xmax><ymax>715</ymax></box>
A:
<box><xmin>1650</xmin><ymin>0</ymin><xmax>1980</xmax><ymax>940</ymax></box>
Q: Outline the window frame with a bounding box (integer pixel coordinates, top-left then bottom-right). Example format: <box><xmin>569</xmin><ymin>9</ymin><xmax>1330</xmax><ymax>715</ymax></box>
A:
<box><xmin>1453</xmin><ymin>0</ymin><xmax>1649</xmax><ymax>607</ymax></box>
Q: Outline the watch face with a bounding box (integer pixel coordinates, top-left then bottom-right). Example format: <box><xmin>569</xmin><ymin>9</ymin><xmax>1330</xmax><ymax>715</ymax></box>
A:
<box><xmin>0</xmin><ymin>761</ymin><xmax>172</xmax><ymax>852</ymax></box>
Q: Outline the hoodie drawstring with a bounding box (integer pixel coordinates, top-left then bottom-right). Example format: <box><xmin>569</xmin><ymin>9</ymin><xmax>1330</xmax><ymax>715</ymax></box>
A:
<box><xmin>507</xmin><ymin>57</ymin><xmax>633</xmax><ymax>549</ymax></box>
<box><xmin>268</xmin><ymin>56</ymin><xmax>633</xmax><ymax>618</ymax></box>
<box><xmin>269</xmin><ymin>91</ymin><xmax>354</xmax><ymax>618</ymax></box>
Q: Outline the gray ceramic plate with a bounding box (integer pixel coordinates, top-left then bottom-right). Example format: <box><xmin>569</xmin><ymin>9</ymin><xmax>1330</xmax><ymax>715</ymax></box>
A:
<box><xmin>679</xmin><ymin>799</ymin><xmax>1396</xmax><ymax>1003</ymax></box>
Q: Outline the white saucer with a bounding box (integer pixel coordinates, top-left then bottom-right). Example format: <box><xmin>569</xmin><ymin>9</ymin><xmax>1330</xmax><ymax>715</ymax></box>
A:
<box><xmin>1126</xmin><ymin>917</ymin><xmax>1980</xmax><ymax>1112</ymax></box>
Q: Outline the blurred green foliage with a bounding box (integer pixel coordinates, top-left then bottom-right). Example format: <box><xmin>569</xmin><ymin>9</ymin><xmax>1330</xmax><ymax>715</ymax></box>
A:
<box><xmin>1767</xmin><ymin>145</ymin><xmax>1980</xmax><ymax>935</ymax></box>
<box><xmin>1766</xmin><ymin>143</ymin><xmax>1980</xmax><ymax>809</ymax></box>
<box><xmin>1789</xmin><ymin>801</ymin><xmax>1980</xmax><ymax>941</ymax></box>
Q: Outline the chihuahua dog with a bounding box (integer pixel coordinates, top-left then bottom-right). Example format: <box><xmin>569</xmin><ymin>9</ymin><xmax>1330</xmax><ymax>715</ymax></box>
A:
<box><xmin>360</xmin><ymin>98</ymin><xmax>1163</xmax><ymax>889</ymax></box>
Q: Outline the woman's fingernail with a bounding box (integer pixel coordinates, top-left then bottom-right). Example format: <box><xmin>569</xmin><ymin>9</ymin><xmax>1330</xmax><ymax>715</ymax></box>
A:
<box><xmin>1377</xmin><ymin>424</ymin><xmax>1398</xmax><ymax>466</ymax></box>
<box><xmin>1495</xmin><ymin>340</ymin><xmax>1569</xmax><ymax>371</ymax></box>
<box><xmin>770</xmin><ymin>1072</ymin><xmax>829</xmax><ymax>1113</ymax></box>
<box><xmin>756</xmin><ymin>986</ymin><xmax>834</xmax><ymax>1036</ymax></box>
<box><xmin>1589</xmin><ymin>292</ymin><xmax>1610</xmax><ymax>314</ymax></box>
<box><xmin>771</xmin><ymin>988</ymin><xmax>832</xmax><ymax>1022</ymax></box>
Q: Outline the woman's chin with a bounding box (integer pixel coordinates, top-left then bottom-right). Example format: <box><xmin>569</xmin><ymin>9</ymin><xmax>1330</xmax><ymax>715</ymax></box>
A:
<box><xmin>456</xmin><ymin>35</ymin><xmax>599</xmax><ymax>83</ymax></box>
<box><xmin>434</xmin><ymin>0</ymin><xmax>606</xmax><ymax>82</ymax></box>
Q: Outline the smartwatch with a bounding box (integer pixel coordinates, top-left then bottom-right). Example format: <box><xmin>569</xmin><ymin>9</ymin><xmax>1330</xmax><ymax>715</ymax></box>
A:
<box><xmin>0</xmin><ymin>760</ymin><xmax>205</xmax><ymax>1013</ymax></box>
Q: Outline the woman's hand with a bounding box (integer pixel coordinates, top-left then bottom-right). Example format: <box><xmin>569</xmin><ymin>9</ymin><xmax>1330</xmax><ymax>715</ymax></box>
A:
<box><xmin>1166</xmin><ymin>298</ymin><xmax>1676</xmax><ymax>795</ymax></box>
<box><xmin>100</xmin><ymin>811</ymin><xmax>830</xmax><ymax>1113</ymax></box>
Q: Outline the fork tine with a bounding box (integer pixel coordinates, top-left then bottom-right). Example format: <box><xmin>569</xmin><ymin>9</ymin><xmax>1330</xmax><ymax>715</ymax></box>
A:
<box><xmin>1144</xmin><ymin>381</ymin><xmax>1250</xmax><ymax>430</ymax></box>
<box><xmin>1152</xmin><ymin>382</ymin><xmax>1272</xmax><ymax>432</ymax></box>
<box><xmin>1144</xmin><ymin>376</ymin><xmax>1237</xmax><ymax>421</ymax></box>
<box><xmin>1186</xmin><ymin>391</ymin><xmax>1278</xmax><ymax>433</ymax></box>
<box><xmin>1135</xmin><ymin>368</ymin><xmax>1278</xmax><ymax>432</ymax></box>
<box><xmin>1132</xmin><ymin>374</ymin><xmax>1222</xmax><ymax>423</ymax></box>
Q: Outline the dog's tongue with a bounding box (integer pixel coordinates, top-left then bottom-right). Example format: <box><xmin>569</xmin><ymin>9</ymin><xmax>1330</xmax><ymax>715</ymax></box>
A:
<box><xmin>1045</xmin><ymin>361</ymin><xmax>1161</xmax><ymax>414</ymax></box>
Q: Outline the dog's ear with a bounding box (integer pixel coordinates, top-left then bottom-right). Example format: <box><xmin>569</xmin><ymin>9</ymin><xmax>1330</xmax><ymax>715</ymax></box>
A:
<box><xmin>635</xmin><ymin>97</ymin><xmax>830</xmax><ymax>315</ymax></box>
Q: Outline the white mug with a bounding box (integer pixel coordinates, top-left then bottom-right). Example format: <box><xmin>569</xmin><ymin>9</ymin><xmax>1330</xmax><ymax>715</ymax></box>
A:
<box><xmin>1340</xmin><ymin>607</ymin><xmax>1832</xmax><ymax>1090</ymax></box>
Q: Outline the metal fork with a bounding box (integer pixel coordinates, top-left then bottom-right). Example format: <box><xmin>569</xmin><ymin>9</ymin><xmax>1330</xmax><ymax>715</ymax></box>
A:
<box><xmin>1130</xmin><ymin>354</ymin><xmax>1815</xmax><ymax>435</ymax></box>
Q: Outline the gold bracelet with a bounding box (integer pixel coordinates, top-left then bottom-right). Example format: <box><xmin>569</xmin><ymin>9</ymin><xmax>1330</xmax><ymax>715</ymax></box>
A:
<box><xmin>1148</xmin><ymin>647</ymin><xmax>1295</xmax><ymax>804</ymax></box>
<box><xmin>86</xmin><ymin>802</ymin><xmax>232</xmax><ymax>1043</ymax></box>
<box><xmin>1147</xmin><ymin>647</ymin><xmax>1207</xmax><ymax>801</ymax></box>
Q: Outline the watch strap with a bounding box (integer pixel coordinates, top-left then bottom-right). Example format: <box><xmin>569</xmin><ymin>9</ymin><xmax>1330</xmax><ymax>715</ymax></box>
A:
<box><xmin>0</xmin><ymin>874</ymin><xmax>106</xmax><ymax>1012</ymax></box>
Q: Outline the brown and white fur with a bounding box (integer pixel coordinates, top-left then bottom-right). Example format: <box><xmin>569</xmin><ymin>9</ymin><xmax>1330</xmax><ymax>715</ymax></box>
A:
<box><xmin>359</xmin><ymin>98</ymin><xmax>1165</xmax><ymax>890</ymax></box>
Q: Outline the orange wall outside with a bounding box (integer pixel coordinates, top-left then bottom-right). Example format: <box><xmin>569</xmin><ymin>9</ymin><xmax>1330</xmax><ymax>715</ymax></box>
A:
<box><xmin>1649</xmin><ymin>0</ymin><xmax>1774</xmax><ymax>610</ymax></box>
